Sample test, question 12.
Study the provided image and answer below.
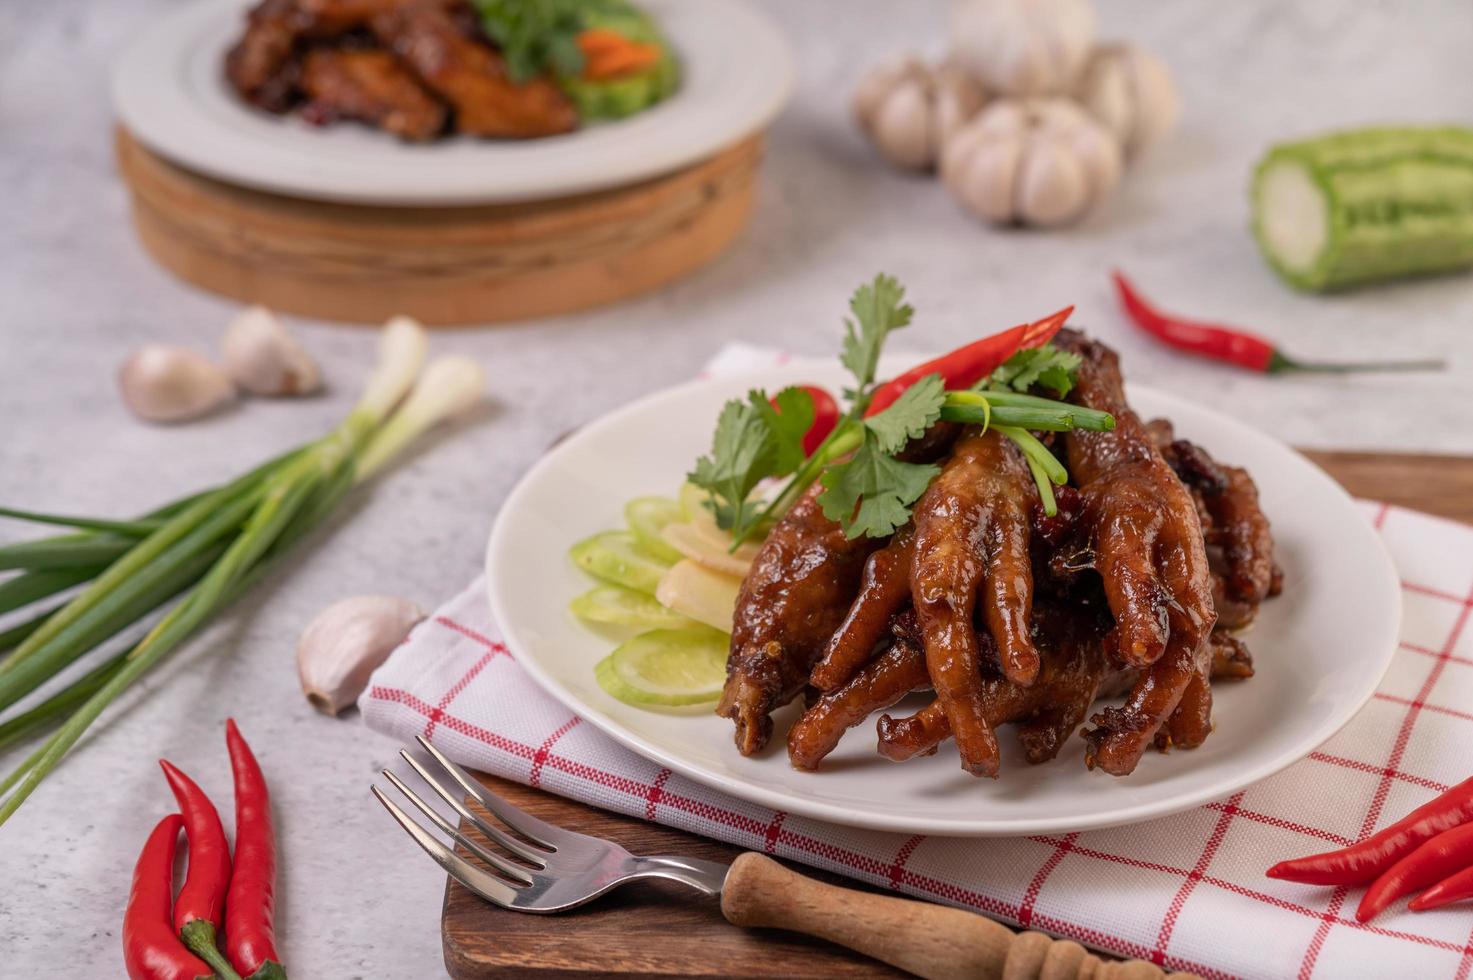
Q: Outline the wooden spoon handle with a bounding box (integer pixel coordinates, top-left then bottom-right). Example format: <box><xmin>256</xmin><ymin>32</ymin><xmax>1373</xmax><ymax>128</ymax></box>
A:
<box><xmin>720</xmin><ymin>853</ymin><xmax>1198</xmax><ymax>980</ymax></box>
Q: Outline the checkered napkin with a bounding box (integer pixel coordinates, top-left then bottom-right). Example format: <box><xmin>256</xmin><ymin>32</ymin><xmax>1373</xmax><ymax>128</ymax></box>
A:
<box><xmin>361</xmin><ymin>347</ymin><xmax>1473</xmax><ymax>980</ymax></box>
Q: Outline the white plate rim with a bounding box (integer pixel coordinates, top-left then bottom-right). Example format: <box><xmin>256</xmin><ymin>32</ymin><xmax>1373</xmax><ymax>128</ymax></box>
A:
<box><xmin>486</xmin><ymin>363</ymin><xmax>1403</xmax><ymax>836</ymax></box>
<box><xmin>110</xmin><ymin>0</ymin><xmax>794</xmax><ymax>205</ymax></box>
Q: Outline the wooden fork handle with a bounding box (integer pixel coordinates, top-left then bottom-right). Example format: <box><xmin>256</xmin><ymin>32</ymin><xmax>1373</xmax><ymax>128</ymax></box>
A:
<box><xmin>720</xmin><ymin>853</ymin><xmax>1199</xmax><ymax>980</ymax></box>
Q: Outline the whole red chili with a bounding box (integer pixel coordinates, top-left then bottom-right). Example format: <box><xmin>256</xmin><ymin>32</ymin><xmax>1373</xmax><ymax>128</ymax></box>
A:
<box><xmin>772</xmin><ymin>385</ymin><xmax>840</xmax><ymax>457</ymax></box>
<box><xmin>123</xmin><ymin>814</ymin><xmax>214</xmax><ymax>980</ymax></box>
<box><xmin>225</xmin><ymin>719</ymin><xmax>287</xmax><ymax>980</ymax></box>
<box><xmin>1113</xmin><ymin>271</ymin><xmax>1444</xmax><ymax>375</ymax></box>
<box><xmin>160</xmin><ymin>759</ymin><xmax>240</xmax><ymax>979</ymax></box>
<box><xmin>1268</xmin><ymin>774</ymin><xmax>1473</xmax><ymax>885</ymax></box>
<box><xmin>864</xmin><ymin>306</ymin><xmax>1073</xmax><ymax>417</ymax></box>
<box><xmin>1356</xmin><ymin>822</ymin><xmax>1473</xmax><ymax>922</ymax></box>
<box><xmin>1410</xmin><ymin>863</ymin><xmax>1473</xmax><ymax>912</ymax></box>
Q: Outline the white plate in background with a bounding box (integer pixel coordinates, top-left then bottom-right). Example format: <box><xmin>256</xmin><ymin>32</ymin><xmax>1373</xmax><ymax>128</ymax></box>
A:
<box><xmin>112</xmin><ymin>0</ymin><xmax>793</xmax><ymax>205</ymax></box>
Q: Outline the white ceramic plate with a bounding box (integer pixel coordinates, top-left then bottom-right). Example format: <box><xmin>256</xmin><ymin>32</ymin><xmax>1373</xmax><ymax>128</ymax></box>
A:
<box><xmin>111</xmin><ymin>0</ymin><xmax>793</xmax><ymax>205</ymax></box>
<box><xmin>486</xmin><ymin>359</ymin><xmax>1401</xmax><ymax>836</ymax></box>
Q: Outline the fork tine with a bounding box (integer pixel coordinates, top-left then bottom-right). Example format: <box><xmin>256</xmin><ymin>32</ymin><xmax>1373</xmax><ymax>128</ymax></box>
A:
<box><xmin>398</xmin><ymin>750</ymin><xmax>554</xmax><ymax>865</ymax></box>
<box><xmin>414</xmin><ymin>735</ymin><xmax>567</xmax><ymax>850</ymax></box>
<box><xmin>371</xmin><ymin>786</ymin><xmax>522</xmax><ymax>909</ymax></box>
<box><xmin>382</xmin><ymin>770</ymin><xmax>538</xmax><ymax>884</ymax></box>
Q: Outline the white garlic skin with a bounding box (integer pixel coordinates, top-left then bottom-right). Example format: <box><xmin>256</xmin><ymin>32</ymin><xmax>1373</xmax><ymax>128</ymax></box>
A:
<box><xmin>941</xmin><ymin>97</ymin><xmax>1121</xmax><ymax>227</ymax></box>
<box><xmin>853</xmin><ymin>55</ymin><xmax>988</xmax><ymax>171</ymax></box>
<box><xmin>948</xmin><ymin>0</ymin><xmax>1097</xmax><ymax>97</ymax></box>
<box><xmin>222</xmin><ymin>305</ymin><xmax>322</xmax><ymax>397</ymax></box>
<box><xmin>297</xmin><ymin>595</ymin><xmax>426</xmax><ymax>715</ymax></box>
<box><xmin>1076</xmin><ymin>44</ymin><xmax>1179</xmax><ymax>158</ymax></box>
<box><xmin>118</xmin><ymin>345</ymin><xmax>235</xmax><ymax>423</ymax></box>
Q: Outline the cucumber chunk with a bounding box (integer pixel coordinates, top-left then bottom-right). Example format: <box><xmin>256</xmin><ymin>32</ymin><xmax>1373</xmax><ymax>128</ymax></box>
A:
<box><xmin>624</xmin><ymin>496</ymin><xmax>683</xmax><ymax>563</ymax></box>
<box><xmin>569</xmin><ymin>584</ymin><xmax>697</xmax><ymax>629</ymax></box>
<box><xmin>595</xmin><ymin>627</ymin><xmax>729</xmax><ymax>706</ymax></box>
<box><xmin>569</xmin><ymin>531</ymin><xmax>670</xmax><ymax>595</ymax></box>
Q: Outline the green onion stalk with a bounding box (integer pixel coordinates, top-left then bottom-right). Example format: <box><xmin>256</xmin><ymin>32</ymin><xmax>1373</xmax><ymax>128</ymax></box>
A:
<box><xmin>0</xmin><ymin>319</ymin><xmax>486</xmax><ymax>827</ymax></box>
<box><xmin>736</xmin><ymin>382</ymin><xmax>1115</xmax><ymax>545</ymax></box>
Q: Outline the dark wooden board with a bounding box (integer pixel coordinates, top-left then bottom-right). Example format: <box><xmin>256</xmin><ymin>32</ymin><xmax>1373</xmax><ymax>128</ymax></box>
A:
<box><xmin>442</xmin><ymin>451</ymin><xmax>1473</xmax><ymax>978</ymax></box>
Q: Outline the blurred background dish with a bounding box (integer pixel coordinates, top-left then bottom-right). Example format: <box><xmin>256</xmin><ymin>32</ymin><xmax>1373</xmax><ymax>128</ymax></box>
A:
<box><xmin>112</xmin><ymin>0</ymin><xmax>793</xmax><ymax>205</ymax></box>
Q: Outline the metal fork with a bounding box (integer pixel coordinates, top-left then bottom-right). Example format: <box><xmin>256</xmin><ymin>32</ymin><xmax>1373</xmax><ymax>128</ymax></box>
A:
<box><xmin>372</xmin><ymin>737</ymin><xmax>1198</xmax><ymax>980</ymax></box>
<box><xmin>371</xmin><ymin>735</ymin><xmax>729</xmax><ymax>912</ymax></box>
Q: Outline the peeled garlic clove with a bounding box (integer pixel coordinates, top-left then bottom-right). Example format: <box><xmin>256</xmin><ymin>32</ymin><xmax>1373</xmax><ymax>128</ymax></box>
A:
<box><xmin>297</xmin><ymin>595</ymin><xmax>425</xmax><ymax>715</ymax></box>
<box><xmin>222</xmin><ymin>305</ymin><xmax>322</xmax><ymax>397</ymax></box>
<box><xmin>119</xmin><ymin>345</ymin><xmax>235</xmax><ymax>423</ymax></box>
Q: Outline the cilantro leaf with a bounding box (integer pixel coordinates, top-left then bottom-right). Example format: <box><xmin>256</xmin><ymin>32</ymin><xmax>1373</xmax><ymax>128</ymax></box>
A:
<box><xmin>840</xmin><ymin>273</ymin><xmax>914</xmax><ymax>408</ymax></box>
<box><xmin>864</xmin><ymin>373</ymin><xmax>945</xmax><ymax>454</ymax></box>
<box><xmin>687</xmin><ymin>387</ymin><xmax>813</xmax><ymax>535</ymax></box>
<box><xmin>818</xmin><ymin>432</ymin><xmax>940</xmax><ymax>540</ymax></box>
<box><xmin>988</xmin><ymin>345</ymin><xmax>1082</xmax><ymax>397</ymax></box>
<box><xmin>476</xmin><ymin>0</ymin><xmax>587</xmax><ymax>82</ymax></box>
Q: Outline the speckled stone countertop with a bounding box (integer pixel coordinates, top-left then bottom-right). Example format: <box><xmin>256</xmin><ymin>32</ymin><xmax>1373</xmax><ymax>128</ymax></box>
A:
<box><xmin>2</xmin><ymin>1</ymin><xmax>1471</xmax><ymax>976</ymax></box>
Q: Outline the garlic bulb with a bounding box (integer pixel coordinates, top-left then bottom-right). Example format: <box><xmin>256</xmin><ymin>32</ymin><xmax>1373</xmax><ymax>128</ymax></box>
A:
<box><xmin>941</xmin><ymin>98</ymin><xmax>1122</xmax><ymax>227</ymax></box>
<box><xmin>297</xmin><ymin>595</ymin><xmax>426</xmax><ymax>715</ymax></box>
<box><xmin>118</xmin><ymin>345</ymin><xmax>235</xmax><ymax>423</ymax></box>
<box><xmin>1075</xmin><ymin>44</ymin><xmax>1178</xmax><ymax>158</ymax></box>
<box><xmin>948</xmin><ymin>0</ymin><xmax>1096</xmax><ymax>97</ymax></box>
<box><xmin>222</xmin><ymin>305</ymin><xmax>322</xmax><ymax>397</ymax></box>
<box><xmin>853</xmin><ymin>55</ymin><xmax>987</xmax><ymax>171</ymax></box>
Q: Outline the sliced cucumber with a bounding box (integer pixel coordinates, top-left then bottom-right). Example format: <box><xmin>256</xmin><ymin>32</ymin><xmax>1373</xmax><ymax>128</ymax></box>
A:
<box><xmin>595</xmin><ymin>627</ymin><xmax>729</xmax><ymax>706</ymax></box>
<box><xmin>569</xmin><ymin>531</ymin><xmax>670</xmax><ymax>595</ymax></box>
<box><xmin>678</xmin><ymin>482</ymin><xmax>710</xmax><ymax>521</ymax></box>
<box><xmin>624</xmin><ymin>496</ymin><xmax>683</xmax><ymax>563</ymax></box>
<box><xmin>569</xmin><ymin>584</ymin><xmax>697</xmax><ymax>629</ymax></box>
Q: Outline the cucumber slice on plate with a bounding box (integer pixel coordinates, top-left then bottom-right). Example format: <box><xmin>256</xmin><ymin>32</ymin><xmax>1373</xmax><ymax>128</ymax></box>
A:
<box><xmin>569</xmin><ymin>584</ymin><xmax>696</xmax><ymax>629</ymax></box>
<box><xmin>594</xmin><ymin>626</ymin><xmax>730</xmax><ymax>707</ymax></box>
<box><xmin>569</xmin><ymin>531</ymin><xmax>670</xmax><ymax>594</ymax></box>
<box><xmin>624</xmin><ymin>496</ymin><xmax>683</xmax><ymax>563</ymax></box>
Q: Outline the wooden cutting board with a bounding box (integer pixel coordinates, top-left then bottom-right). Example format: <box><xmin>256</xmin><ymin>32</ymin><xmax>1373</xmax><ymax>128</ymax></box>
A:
<box><xmin>115</xmin><ymin>128</ymin><xmax>761</xmax><ymax>327</ymax></box>
<box><xmin>442</xmin><ymin>450</ymin><xmax>1473</xmax><ymax>978</ymax></box>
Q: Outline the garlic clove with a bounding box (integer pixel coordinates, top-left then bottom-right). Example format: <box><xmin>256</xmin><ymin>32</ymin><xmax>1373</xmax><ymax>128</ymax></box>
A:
<box><xmin>871</xmin><ymin>78</ymin><xmax>934</xmax><ymax>169</ymax></box>
<box><xmin>1016</xmin><ymin>132</ymin><xmax>1090</xmax><ymax>226</ymax></box>
<box><xmin>1125</xmin><ymin>47</ymin><xmax>1178</xmax><ymax>156</ymax></box>
<box><xmin>119</xmin><ymin>345</ymin><xmax>235</xmax><ymax>424</ymax></box>
<box><xmin>297</xmin><ymin>595</ymin><xmax>426</xmax><ymax>715</ymax></box>
<box><xmin>222</xmin><ymin>305</ymin><xmax>322</xmax><ymax>397</ymax></box>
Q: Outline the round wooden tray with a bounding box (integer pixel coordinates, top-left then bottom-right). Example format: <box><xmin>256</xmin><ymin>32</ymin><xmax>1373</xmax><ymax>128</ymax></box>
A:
<box><xmin>115</xmin><ymin>128</ymin><xmax>762</xmax><ymax>326</ymax></box>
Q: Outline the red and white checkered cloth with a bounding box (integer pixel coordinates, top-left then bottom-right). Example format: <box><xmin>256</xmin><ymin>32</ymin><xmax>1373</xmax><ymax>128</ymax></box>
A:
<box><xmin>361</xmin><ymin>349</ymin><xmax>1473</xmax><ymax>979</ymax></box>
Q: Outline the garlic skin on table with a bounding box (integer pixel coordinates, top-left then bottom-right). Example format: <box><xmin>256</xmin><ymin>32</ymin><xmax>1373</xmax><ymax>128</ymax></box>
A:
<box><xmin>941</xmin><ymin>98</ymin><xmax>1122</xmax><ymax>227</ymax></box>
<box><xmin>1075</xmin><ymin>44</ymin><xmax>1178</xmax><ymax>158</ymax></box>
<box><xmin>853</xmin><ymin>56</ymin><xmax>987</xmax><ymax>171</ymax></box>
<box><xmin>222</xmin><ymin>305</ymin><xmax>322</xmax><ymax>397</ymax></box>
<box><xmin>118</xmin><ymin>345</ymin><xmax>235</xmax><ymax>423</ymax></box>
<box><xmin>297</xmin><ymin>595</ymin><xmax>426</xmax><ymax>715</ymax></box>
<box><xmin>948</xmin><ymin>0</ymin><xmax>1097</xmax><ymax>97</ymax></box>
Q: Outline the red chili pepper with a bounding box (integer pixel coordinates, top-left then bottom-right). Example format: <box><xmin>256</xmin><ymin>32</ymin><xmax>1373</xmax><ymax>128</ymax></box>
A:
<box><xmin>225</xmin><ymin>719</ymin><xmax>287</xmax><ymax>980</ymax></box>
<box><xmin>864</xmin><ymin>306</ymin><xmax>1073</xmax><ymax>417</ymax></box>
<box><xmin>1356</xmin><ymin>822</ymin><xmax>1473</xmax><ymax>921</ymax></box>
<box><xmin>772</xmin><ymin>385</ymin><xmax>840</xmax><ymax>456</ymax></box>
<box><xmin>1267</xmin><ymin>774</ymin><xmax>1473</xmax><ymax>885</ymax></box>
<box><xmin>1410</xmin><ymin>862</ymin><xmax>1473</xmax><ymax>912</ymax></box>
<box><xmin>1113</xmin><ymin>271</ymin><xmax>1445</xmax><ymax>375</ymax></box>
<box><xmin>160</xmin><ymin>759</ymin><xmax>239</xmax><ymax>979</ymax></box>
<box><xmin>123</xmin><ymin>814</ymin><xmax>214</xmax><ymax>980</ymax></box>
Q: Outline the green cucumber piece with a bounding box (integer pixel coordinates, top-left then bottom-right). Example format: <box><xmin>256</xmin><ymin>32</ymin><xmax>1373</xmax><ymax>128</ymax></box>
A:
<box><xmin>624</xmin><ymin>497</ymin><xmax>683</xmax><ymax>563</ymax></box>
<box><xmin>569</xmin><ymin>531</ymin><xmax>670</xmax><ymax>594</ymax></box>
<box><xmin>594</xmin><ymin>627</ymin><xmax>729</xmax><ymax>706</ymax></box>
<box><xmin>569</xmin><ymin>584</ymin><xmax>695</xmax><ymax>629</ymax></box>
<box><xmin>1252</xmin><ymin>126</ymin><xmax>1473</xmax><ymax>291</ymax></box>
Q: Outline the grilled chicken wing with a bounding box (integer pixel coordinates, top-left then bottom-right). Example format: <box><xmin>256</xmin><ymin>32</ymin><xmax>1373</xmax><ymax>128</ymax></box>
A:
<box><xmin>717</xmin><ymin>483</ymin><xmax>880</xmax><ymax>756</ymax></box>
<box><xmin>372</xmin><ymin>2</ymin><xmax>577</xmax><ymax>138</ymax></box>
<box><xmin>300</xmin><ymin>49</ymin><xmax>447</xmax><ymax>141</ymax></box>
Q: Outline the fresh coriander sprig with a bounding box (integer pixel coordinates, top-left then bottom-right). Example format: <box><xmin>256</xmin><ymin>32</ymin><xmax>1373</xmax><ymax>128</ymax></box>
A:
<box><xmin>687</xmin><ymin>275</ymin><xmax>1113</xmax><ymax>541</ymax></box>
